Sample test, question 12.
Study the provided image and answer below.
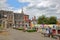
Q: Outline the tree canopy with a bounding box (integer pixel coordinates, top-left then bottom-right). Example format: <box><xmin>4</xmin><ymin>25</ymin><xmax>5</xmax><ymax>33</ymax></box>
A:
<box><xmin>37</xmin><ymin>15</ymin><xmax>57</xmax><ymax>24</ymax></box>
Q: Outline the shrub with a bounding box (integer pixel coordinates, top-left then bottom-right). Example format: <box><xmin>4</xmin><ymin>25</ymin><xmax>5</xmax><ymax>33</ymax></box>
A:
<box><xmin>18</xmin><ymin>28</ymin><xmax>23</xmax><ymax>30</ymax></box>
<box><xmin>26</xmin><ymin>29</ymin><xmax>36</xmax><ymax>32</ymax></box>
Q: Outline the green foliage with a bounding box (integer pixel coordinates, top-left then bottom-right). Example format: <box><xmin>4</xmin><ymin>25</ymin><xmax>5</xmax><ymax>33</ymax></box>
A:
<box><xmin>37</xmin><ymin>15</ymin><xmax>57</xmax><ymax>24</ymax></box>
<box><xmin>14</xmin><ymin>27</ymin><xmax>24</xmax><ymax>30</ymax></box>
<box><xmin>38</xmin><ymin>15</ymin><xmax>45</xmax><ymax>24</ymax></box>
<box><xmin>18</xmin><ymin>27</ymin><xmax>23</xmax><ymax>30</ymax></box>
<box><xmin>38</xmin><ymin>15</ymin><xmax>49</xmax><ymax>24</ymax></box>
<box><xmin>32</xmin><ymin>27</ymin><xmax>36</xmax><ymax>30</ymax></box>
<box><xmin>49</xmin><ymin>16</ymin><xmax>57</xmax><ymax>24</ymax></box>
<box><xmin>26</xmin><ymin>29</ymin><xmax>36</xmax><ymax>32</ymax></box>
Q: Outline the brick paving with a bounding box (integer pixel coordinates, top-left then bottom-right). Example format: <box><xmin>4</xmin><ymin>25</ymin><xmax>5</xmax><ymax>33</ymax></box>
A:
<box><xmin>0</xmin><ymin>29</ymin><xmax>56</xmax><ymax>40</ymax></box>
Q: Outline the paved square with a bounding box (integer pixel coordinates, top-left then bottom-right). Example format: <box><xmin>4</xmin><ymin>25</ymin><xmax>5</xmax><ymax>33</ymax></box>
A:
<box><xmin>0</xmin><ymin>29</ymin><xmax>56</xmax><ymax>40</ymax></box>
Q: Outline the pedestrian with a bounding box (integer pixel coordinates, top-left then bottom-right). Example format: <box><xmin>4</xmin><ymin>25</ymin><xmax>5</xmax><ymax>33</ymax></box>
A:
<box><xmin>48</xmin><ymin>27</ymin><xmax>52</xmax><ymax>37</ymax></box>
<box><xmin>45</xmin><ymin>28</ymin><xmax>49</xmax><ymax>37</ymax></box>
<box><xmin>23</xmin><ymin>25</ymin><xmax>26</xmax><ymax>32</ymax></box>
<box><xmin>36</xmin><ymin>27</ymin><xmax>38</xmax><ymax>32</ymax></box>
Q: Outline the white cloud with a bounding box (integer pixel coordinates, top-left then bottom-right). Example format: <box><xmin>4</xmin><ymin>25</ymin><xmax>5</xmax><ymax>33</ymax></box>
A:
<box><xmin>0</xmin><ymin>0</ymin><xmax>6</xmax><ymax>3</ymax></box>
<box><xmin>14</xmin><ymin>9</ymin><xmax>21</xmax><ymax>13</ymax></box>
<box><xmin>0</xmin><ymin>0</ymin><xmax>13</xmax><ymax>11</ymax></box>
<box><xmin>37</xmin><ymin>1</ymin><xmax>51</xmax><ymax>7</ymax></box>
<box><xmin>0</xmin><ymin>0</ymin><xmax>60</xmax><ymax>19</ymax></box>
<box><xmin>18</xmin><ymin>0</ymin><xmax>60</xmax><ymax>19</ymax></box>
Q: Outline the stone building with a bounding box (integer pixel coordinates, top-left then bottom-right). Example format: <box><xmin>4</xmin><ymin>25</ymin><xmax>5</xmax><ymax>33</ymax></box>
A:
<box><xmin>0</xmin><ymin>9</ymin><xmax>29</xmax><ymax>28</ymax></box>
<box><xmin>24</xmin><ymin>14</ymin><xmax>29</xmax><ymax>27</ymax></box>
<box><xmin>0</xmin><ymin>10</ymin><xmax>14</xmax><ymax>28</ymax></box>
<box><xmin>14</xmin><ymin>13</ymin><xmax>24</xmax><ymax>28</ymax></box>
<box><xmin>14</xmin><ymin>10</ymin><xmax>29</xmax><ymax>28</ymax></box>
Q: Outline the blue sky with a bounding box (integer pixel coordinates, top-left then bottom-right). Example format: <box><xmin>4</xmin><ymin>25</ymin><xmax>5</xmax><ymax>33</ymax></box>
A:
<box><xmin>0</xmin><ymin>0</ymin><xmax>60</xmax><ymax>19</ymax></box>
<box><xmin>7</xmin><ymin>0</ymin><xmax>29</xmax><ymax>10</ymax></box>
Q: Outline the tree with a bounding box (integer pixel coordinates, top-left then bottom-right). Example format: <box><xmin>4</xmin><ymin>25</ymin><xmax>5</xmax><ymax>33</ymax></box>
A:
<box><xmin>37</xmin><ymin>15</ymin><xmax>48</xmax><ymax>24</ymax></box>
<box><xmin>49</xmin><ymin>16</ymin><xmax>57</xmax><ymax>24</ymax></box>
<box><xmin>37</xmin><ymin>15</ymin><xmax>57</xmax><ymax>24</ymax></box>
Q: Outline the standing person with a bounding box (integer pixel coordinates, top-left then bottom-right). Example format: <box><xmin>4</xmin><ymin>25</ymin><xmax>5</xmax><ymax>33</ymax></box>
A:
<box><xmin>44</xmin><ymin>28</ymin><xmax>49</xmax><ymax>36</ymax></box>
<box><xmin>48</xmin><ymin>27</ymin><xmax>52</xmax><ymax>37</ymax></box>
<box><xmin>45</xmin><ymin>28</ymin><xmax>49</xmax><ymax>37</ymax></box>
<box><xmin>23</xmin><ymin>25</ymin><xmax>26</xmax><ymax>32</ymax></box>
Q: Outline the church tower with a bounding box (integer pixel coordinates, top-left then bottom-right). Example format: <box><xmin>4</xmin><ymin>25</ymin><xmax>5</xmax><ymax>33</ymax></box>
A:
<box><xmin>21</xmin><ymin>8</ymin><xmax>24</xmax><ymax>14</ymax></box>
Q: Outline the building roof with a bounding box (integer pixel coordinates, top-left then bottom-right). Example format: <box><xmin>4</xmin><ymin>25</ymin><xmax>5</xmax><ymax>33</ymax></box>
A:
<box><xmin>0</xmin><ymin>10</ymin><xmax>13</xmax><ymax>12</ymax></box>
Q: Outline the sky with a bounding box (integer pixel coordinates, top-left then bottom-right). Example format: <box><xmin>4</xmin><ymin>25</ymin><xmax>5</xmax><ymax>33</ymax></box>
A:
<box><xmin>0</xmin><ymin>0</ymin><xmax>60</xmax><ymax>19</ymax></box>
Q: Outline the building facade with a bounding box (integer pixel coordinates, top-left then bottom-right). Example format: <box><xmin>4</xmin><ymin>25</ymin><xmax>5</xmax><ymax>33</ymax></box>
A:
<box><xmin>0</xmin><ymin>10</ymin><xmax>29</xmax><ymax>28</ymax></box>
<box><xmin>0</xmin><ymin>10</ymin><xmax>14</xmax><ymax>28</ymax></box>
<box><xmin>14</xmin><ymin>13</ymin><xmax>24</xmax><ymax>28</ymax></box>
<box><xmin>24</xmin><ymin>14</ymin><xmax>29</xmax><ymax>27</ymax></box>
<box><xmin>14</xmin><ymin>10</ymin><xmax>29</xmax><ymax>28</ymax></box>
